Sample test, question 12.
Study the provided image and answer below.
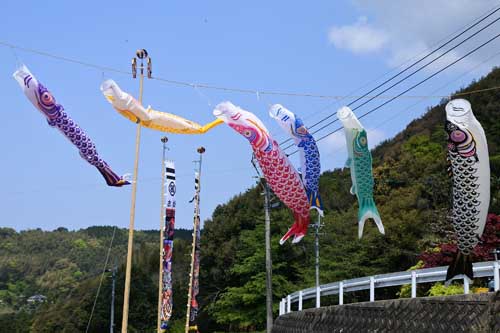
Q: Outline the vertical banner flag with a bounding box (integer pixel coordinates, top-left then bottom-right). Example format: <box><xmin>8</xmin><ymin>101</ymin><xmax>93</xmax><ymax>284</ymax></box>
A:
<box><xmin>160</xmin><ymin>161</ymin><xmax>176</xmax><ymax>331</ymax></box>
<box><xmin>189</xmin><ymin>172</ymin><xmax>201</xmax><ymax>332</ymax></box>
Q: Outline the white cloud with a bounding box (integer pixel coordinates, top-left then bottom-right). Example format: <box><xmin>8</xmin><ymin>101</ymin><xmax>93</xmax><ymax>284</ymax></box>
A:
<box><xmin>329</xmin><ymin>0</ymin><xmax>500</xmax><ymax>71</ymax></box>
<box><xmin>328</xmin><ymin>16</ymin><xmax>388</xmax><ymax>54</ymax></box>
<box><xmin>366</xmin><ymin>128</ymin><xmax>386</xmax><ymax>148</ymax></box>
<box><xmin>323</xmin><ymin>130</ymin><xmax>347</xmax><ymax>152</ymax></box>
<box><xmin>321</xmin><ymin>127</ymin><xmax>386</xmax><ymax>153</ymax></box>
<box><xmin>319</xmin><ymin>128</ymin><xmax>387</xmax><ymax>170</ymax></box>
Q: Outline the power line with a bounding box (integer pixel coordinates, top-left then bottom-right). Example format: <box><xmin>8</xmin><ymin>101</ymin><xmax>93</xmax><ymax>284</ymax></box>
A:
<box><xmin>86</xmin><ymin>226</ymin><xmax>117</xmax><ymax>333</ymax></box>
<box><xmin>348</xmin><ymin>15</ymin><xmax>500</xmax><ymax>112</ymax></box>
<box><xmin>279</xmin><ymin>6</ymin><xmax>500</xmax><ymax>148</ymax></box>
<box><xmin>5</xmin><ymin>39</ymin><xmax>489</xmax><ymax>102</ymax></box>
<box><xmin>322</xmin><ymin>49</ymin><xmax>500</xmax><ymax>160</ymax></box>
<box><xmin>286</xmin><ymin>31</ymin><xmax>500</xmax><ymax>156</ymax></box>
<box><xmin>0</xmin><ymin>40</ymin><xmax>378</xmax><ymax>100</ymax></box>
<box><xmin>347</xmin><ymin>6</ymin><xmax>500</xmax><ymax>110</ymax></box>
<box><xmin>294</xmin><ymin>4</ymin><xmax>500</xmax><ymax>128</ymax></box>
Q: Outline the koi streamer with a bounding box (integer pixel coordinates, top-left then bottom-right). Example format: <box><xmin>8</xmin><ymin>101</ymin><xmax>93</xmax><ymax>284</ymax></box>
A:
<box><xmin>13</xmin><ymin>65</ymin><xmax>129</xmax><ymax>187</ymax></box>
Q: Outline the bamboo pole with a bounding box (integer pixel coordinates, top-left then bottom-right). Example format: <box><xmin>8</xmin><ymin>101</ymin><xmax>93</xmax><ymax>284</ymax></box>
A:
<box><xmin>122</xmin><ymin>49</ymin><xmax>149</xmax><ymax>333</ymax></box>
<box><xmin>157</xmin><ymin>137</ymin><xmax>168</xmax><ymax>332</ymax></box>
<box><xmin>186</xmin><ymin>148</ymin><xmax>204</xmax><ymax>333</ymax></box>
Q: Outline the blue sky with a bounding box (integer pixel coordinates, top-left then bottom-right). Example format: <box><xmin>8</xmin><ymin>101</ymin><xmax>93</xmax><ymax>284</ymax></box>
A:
<box><xmin>1</xmin><ymin>0</ymin><xmax>499</xmax><ymax>231</ymax></box>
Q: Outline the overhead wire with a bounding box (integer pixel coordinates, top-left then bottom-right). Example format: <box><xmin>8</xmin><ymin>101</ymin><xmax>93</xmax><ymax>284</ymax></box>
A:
<box><xmin>285</xmin><ymin>31</ymin><xmax>500</xmax><ymax>156</ymax></box>
<box><xmin>346</xmin><ymin>6</ymin><xmax>500</xmax><ymax>110</ymax></box>
<box><xmin>279</xmin><ymin>5</ymin><xmax>500</xmax><ymax>148</ymax></box>
<box><xmin>4</xmin><ymin>38</ymin><xmax>485</xmax><ymax>103</ymax></box>
<box><xmin>298</xmin><ymin>3</ymin><xmax>500</xmax><ymax>126</ymax></box>
<box><xmin>85</xmin><ymin>226</ymin><xmax>116</xmax><ymax>333</ymax></box>
<box><xmin>1</xmin><ymin>7</ymin><xmax>499</xmax><ymax>185</ymax></box>
<box><xmin>322</xmin><ymin>49</ymin><xmax>500</xmax><ymax>161</ymax></box>
<box><xmin>0</xmin><ymin>4</ymin><xmax>498</xmax><ymax>110</ymax></box>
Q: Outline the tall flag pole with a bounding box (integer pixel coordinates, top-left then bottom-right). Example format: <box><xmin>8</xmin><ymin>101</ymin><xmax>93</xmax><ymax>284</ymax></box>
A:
<box><xmin>186</xmin><ymin>147</ymin><xmax>205</xmax><ymax>333</ymax></box>
<box><xmin>122</xmin><ymin>49</ymin><xmax>152</xmax><ymax>333</ymax></box>
<box><xmin>157</xmin><ymin>137</ymin><xmax>176</xmax><ymax>332</ymax></box>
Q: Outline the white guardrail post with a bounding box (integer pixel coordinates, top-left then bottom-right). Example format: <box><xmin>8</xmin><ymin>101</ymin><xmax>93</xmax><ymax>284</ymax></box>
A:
<box><xmin>463</xmin><ymin>276</ymin><xmax>470</xmax><ymax>294</ymax></box>
<box><xmin>494</xmin><ymin>261</ymin><xmax>500</xmax><ymax>291</ymax></box>
<box><xmin>369</xmin><ymin>276</ymin><xmax>375</xmax><ymax>302</ymax></box>
<box><xmin>316</xmin><ymin>286</ymin><xmax>320</xmax><ymax>308</ymax></box>
<box><xmin>339</xmin><ymin>281</ymin><xmax>344</xmax><ymax>305</ymax></box>
<box><xmin>281</xmin><ymin>261</ymin><xmax>499</xmax><ymax>313</ymax></box>
<box><xmin>411</xmin><ymin>270</ymin><xmax>417</xmax><ymax>298</ymax></box>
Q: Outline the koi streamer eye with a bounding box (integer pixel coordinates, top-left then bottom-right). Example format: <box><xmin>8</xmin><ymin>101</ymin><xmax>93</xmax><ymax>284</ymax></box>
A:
<box><xmin>450</xmin><ymin>130</ymin><xmax>466</xmax><ymax>143</ymax></box>
<box><xmin>243</xmin><ymin>130</ymin><xmax>252</xmax><ymax>137</ymax></box>
<box><xmin>296</xmin><ymin>126</ymin><xmax>308</xmax><ymax>135</ymax></box>
<box><xmin>40</xmin><ymin>91</ymin><xmax>55</xmax><ymax>108</ymax></box>
<box><xmin>359</xmin><ymin>136</ymin><xmax>367</xmax><ymax>146</ymax></box>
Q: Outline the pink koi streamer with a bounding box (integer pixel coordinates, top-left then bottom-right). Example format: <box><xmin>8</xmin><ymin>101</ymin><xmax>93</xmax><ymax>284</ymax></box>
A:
<box><xmin>213</xmin><ymin>101</ymin><xmax>310</xmax><ymax>244</ymax></box>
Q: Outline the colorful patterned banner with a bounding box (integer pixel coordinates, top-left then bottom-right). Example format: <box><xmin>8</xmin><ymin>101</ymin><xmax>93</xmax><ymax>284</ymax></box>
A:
<box><xmin>189</xmin><ymin>172</ymin><xmax>201</xmax><ymax>331</ymax></box>
<box><xmin>100</xmin><ymin>79</ymin><xmax>222</xmax><ymax>134</ymax></box>
<box><xmin>13</xmin><ymin>65</ymin><xmax>129</xmax><ymax>187</ymax></box>
<box><xmin>160</xmin><ymin>160</ymin><xmax>176</xmax><ymax>331</ymax></box>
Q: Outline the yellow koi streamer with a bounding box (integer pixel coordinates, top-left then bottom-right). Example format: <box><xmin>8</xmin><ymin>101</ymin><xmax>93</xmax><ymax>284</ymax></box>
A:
<box><xmin>100</xmin><ymin>80</ymin><xmax>222</xmax><ymax>134</ymax></box>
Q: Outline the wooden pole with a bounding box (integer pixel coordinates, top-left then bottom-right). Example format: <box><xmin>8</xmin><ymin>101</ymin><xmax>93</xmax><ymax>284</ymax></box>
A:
<box><xmin>186</xmin><ymin>148</ymin><xmax>204</xmax><ymax>333</ymax></box>
<box><xmin>122</xmin><ymin>49</ymin><xmax>149</xmax><ymax>333</ymax></box>
<box><xmin>157</xmin><ymin>137</ymin><xmax>168</xmax><ymax>332</ymax></box>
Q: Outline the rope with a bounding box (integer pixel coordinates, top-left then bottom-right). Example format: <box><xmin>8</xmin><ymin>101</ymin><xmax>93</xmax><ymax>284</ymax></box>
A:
<box><xmin>85</xmin><ymin>226</ymin><xmax>117</xmax><ymax>333</ymax></box>
<box><xmin>1</xmin><ymin>37</ymin><xmax>497</xmax><ymax>102</ymax></box>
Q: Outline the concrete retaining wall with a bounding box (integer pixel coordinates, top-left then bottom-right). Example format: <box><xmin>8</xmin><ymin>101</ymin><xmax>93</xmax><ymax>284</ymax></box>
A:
<box><xmin>272</xmin><ymin>292</ymin><xmax>500</xmax><ymax>333</ymax></box>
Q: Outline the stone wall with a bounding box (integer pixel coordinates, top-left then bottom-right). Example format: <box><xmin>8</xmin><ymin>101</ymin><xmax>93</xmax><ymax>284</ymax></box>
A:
<box><xmin>272</xmin><ymin>292</ymin><xmax>500</xmax><ymax>333</ymax></box>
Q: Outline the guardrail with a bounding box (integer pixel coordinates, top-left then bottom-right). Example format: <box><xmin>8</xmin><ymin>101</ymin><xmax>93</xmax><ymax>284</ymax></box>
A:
<box><xmin>278</xmin><ymin>260</ymin><xmax>500</xmax><ymax>315</ymax></box>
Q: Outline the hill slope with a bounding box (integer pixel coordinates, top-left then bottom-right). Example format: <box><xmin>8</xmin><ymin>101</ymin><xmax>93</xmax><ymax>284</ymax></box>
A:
<box><xmin>198</xmin><ymin>67</ymin><xmax>500</xmax><ymax>331</ymax></box>
<box><xmin>1</xmin><ymin>68</ymin><xmax>499</xmax><ymax>332</ymax></box>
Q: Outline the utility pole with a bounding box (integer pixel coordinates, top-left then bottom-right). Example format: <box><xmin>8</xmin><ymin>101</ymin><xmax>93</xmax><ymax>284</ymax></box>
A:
<box><xmin>157</xmin><ymin>136</ymin><xmax>168</xmax><ymax>332</ymax></box>
<box><xmin>251</xmin><ymin>156</ymin><xmax>273</xmax><ymax>332</ymax></box>
<box><xmin>186</xmin><ymin>147</ymin><xmax>205</xmax><ymax>333</ymax></box>
<box><xmin>314</xmin><ymin>214</ymin><xmax>322</xmax><ymax>308</ymax></box>
<box><xmin>122</xmin><ymin>49</ymin><xmax>152</xmax><ymax>333</ymax></box>
<box><xmin>109</xmin><ymin>265</ymin><xmax>117</xmax><ymax>333</ymax></box>
<box><xmin>263</xmin><ymin>181</ymin><xmax>273</xmax><ymax>332</ymax></box>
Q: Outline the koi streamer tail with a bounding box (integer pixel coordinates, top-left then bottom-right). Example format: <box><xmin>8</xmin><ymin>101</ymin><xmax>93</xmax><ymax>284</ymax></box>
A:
<box><xmin>358</xmin><ymin>197</ymin><xmax>384</xmax><ymax>239</ymax></box>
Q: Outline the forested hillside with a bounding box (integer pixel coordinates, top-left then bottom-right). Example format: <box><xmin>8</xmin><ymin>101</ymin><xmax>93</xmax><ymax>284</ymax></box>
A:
<box><xmin>0</xmin><ymin>68</ymin><xmax>499</xmax><ymax>332</ymax></box>
<box><xmin>198</xmin><ymin>68</ymin><xmax>500</xmax><ymax>331</ymax></box>
<box><xmin>0</xmin><ymin>228</ymin><xmax>193</xmax><ymax>332</ymax></box>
